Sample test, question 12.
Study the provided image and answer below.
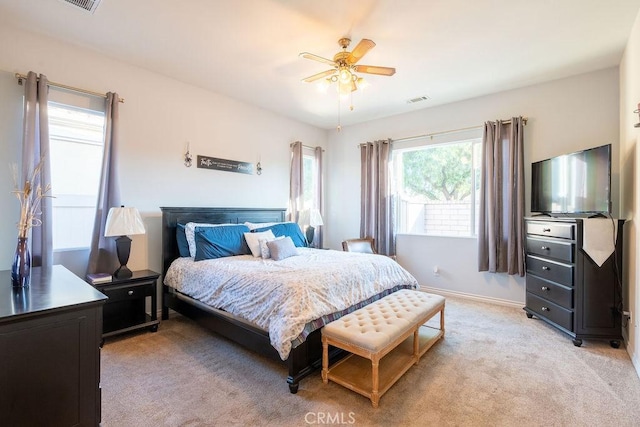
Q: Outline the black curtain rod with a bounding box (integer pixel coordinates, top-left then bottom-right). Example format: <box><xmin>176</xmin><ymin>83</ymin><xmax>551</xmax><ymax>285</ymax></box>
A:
<box><xmin>15</xmin><ymin>73</ymin><xmax>124</xmax><ymax>103</ymax></box>
<box><xmin>391</xmin><ymin>117</ymin><xmax>527</xmax><ymax>144</ymax></box>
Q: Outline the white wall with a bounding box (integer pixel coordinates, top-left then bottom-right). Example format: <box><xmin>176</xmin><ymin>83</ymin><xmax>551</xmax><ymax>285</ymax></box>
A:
<box><xmin>0</xmin><ymin>24</ymin><xmax>327</xmax><ymax>278</ymax></box>
<box><xmin>326</xmin><ymin>68</ymin><xmax>620</xmax><ymax>305</ymax></box>
<box><xmin>619</xmin><ymin>8</ymin><xmax>640</xmax><ymax>377</ymax></box>
<box><xmin>0</xmin><ymin>70</ymin><xmax>24</xmax><ymax>267</ymax></box>
<box><xmin>0</xmin><ymin>22</ymin><xmax>629</xmax><ymax>340</ymax></box>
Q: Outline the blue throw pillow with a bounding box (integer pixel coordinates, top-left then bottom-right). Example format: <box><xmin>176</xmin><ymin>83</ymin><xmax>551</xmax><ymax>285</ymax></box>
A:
<box><xmin>253</xmin><ymin>222</ymin><xmax>308</xmax><ymax>247</ymax></box>
<box><xmin>194</xmin><ymin>224</ymin><xmax>251</xmax><ymax>261</ymax></box>
<box><xmin>176</xmin><ymin>223</ymin><xmax>190</xmax><ymax>257</ymax></box>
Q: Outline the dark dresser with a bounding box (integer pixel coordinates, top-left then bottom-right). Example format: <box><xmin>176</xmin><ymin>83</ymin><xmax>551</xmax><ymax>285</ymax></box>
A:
<box><xmin>0</xmin><ymin>265</ymin><xmax>107</xmax><ymax>426</ymax></box>
<box><xmin>524</xmin><ymin>217</ymin><xmax>624</xmax><ymax>347</ymax></box>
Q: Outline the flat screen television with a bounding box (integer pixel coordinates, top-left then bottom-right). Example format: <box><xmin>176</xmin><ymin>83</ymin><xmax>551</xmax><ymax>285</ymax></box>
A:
<box><xmin>531</xmin><ymin>144</ymin><xmax>611</xmax><ymax>216</ymax></box>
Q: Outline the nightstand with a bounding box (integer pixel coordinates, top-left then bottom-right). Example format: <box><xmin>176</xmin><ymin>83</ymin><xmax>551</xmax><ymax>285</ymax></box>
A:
<box><xmin>94</xmin><ymin>269</ymin><xmax>160</xmax><ymax>341</ymax></box>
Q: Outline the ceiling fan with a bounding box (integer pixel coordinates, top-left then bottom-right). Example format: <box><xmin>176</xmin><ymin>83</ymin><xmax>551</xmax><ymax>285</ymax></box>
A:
<box><xmin>299</xmin><ymin>37</ymin><xmax>396</xmax><ymax>93</ymax></box>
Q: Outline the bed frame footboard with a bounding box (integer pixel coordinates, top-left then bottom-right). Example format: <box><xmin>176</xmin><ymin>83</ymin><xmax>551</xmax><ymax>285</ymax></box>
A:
<box><xmin>163</xmin><ymin>284</ymin><xmax>335</xmax><ymax>393</ymax></box>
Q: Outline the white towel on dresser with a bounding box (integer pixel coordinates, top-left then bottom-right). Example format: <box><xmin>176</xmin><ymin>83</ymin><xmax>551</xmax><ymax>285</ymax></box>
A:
<box><xmin>582</xmin><ymin>218</ymin><xmax>617</xmax><ymax>267</ymax></box>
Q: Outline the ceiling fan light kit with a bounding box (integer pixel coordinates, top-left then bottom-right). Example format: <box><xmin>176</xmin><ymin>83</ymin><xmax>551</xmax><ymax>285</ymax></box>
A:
<box><xmin>300</xmin><ymin>37</ymin><xmax>395</xmax><ymax>92</ymax></box>
<box><xmin>300</xmin><ymin>37</ymin><xmax>396</xmax><ymax>130</ymax></box>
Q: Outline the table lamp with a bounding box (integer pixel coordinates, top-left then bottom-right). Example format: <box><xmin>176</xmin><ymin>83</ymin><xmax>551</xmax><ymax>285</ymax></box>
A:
<box><xmin>299</xmin><ymin>208</ymin><xmax>324</xmax><ymax>247</ymax></box>
<box><xmin>104</xmin><ymin>206</ymin><xmax>146</xmax><ymax>279</ymax></box>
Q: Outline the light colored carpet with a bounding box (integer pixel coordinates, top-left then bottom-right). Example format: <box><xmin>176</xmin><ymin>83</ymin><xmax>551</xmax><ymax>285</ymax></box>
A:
<box><xmin>100</xmin><ymin>297</ymin><xmax>640</xmax><ymax>426</ymax></box>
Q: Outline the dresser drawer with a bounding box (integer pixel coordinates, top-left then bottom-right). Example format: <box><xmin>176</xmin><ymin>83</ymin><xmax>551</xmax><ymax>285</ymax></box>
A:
<box><xmin>526</xmin><ymin>236</ymin><xmax>574</xmax><ymax>263</ymax></box>
<box><xmin>526</xmin><ymin>293</ymin><xmax>573</xmax><ymax>332</ymax></box>
<box><xmin>526</xmin><ymin>221</ymin><xmax>575</xmax><ymax>240</ymax></box>
<box><xmin>526</xmin><ymin>274</ymin><xmax>573</xmax><ymax>308</ymax></box>
<box><xmin>526</xmin><ymin>255</ymin><xmax>574</xmax><ymax>287</ymax></box>
<box><xmin>99</xmin><ymin>282</ymin><xmax>155</xmax><ymax>302</ymax></box>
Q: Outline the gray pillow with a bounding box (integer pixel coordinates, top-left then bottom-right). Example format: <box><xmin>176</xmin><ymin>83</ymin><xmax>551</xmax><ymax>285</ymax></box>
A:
<box><xmin>266</xmin><ymin>236</ymin><xmax>298</xmax><ymax>261</ymax></box>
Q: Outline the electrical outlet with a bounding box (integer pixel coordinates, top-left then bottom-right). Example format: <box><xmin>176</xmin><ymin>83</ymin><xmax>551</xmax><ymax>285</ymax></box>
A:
<box><xmin>623</xmin><ymin>310</ymin><xmax>632</xmax><ymax>322</ymax></box>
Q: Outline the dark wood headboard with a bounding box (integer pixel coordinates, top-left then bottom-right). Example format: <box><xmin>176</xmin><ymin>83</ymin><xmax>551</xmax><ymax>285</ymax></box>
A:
<box><xmin>160</xmin><ymin>207</ymin><xmax>286</xmax><ymax>276</ymax></box>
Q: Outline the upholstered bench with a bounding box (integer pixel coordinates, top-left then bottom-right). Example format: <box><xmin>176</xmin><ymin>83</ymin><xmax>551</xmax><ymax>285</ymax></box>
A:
<box><xmin>321</xmin><ymin>289</ymin><xmax>445</xmax><ymax>408</ymax></box>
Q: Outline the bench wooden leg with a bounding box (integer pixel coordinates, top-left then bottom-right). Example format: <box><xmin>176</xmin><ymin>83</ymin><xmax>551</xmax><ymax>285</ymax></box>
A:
<box><xmin>321</xmin><ymin>336</ymin><xmax>328</xmax><ymax>384</ymax></box>
<box><xmin>441</xmin><ymin>305</ymin><xmax>445</xmax><ymax>334</ymax></box>
<box><xmin>371</xmin><ymin>355</ymin><xmax>380</xmax><ymax>408</ymax></box>
<box><xmin>413</xmin><ymin>328</ymin><xmax>420</xmax><ymax>365</ymax></box>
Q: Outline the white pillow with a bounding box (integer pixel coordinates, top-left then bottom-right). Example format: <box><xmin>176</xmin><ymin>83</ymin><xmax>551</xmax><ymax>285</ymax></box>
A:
<box><xmin>244</xmin><ymin>221</ymin><xmax>281</xmax><ymax>231</ymax></box>
<box><xmin>267</xmin><ymin>236</ymin><xmax>298</xmax><ymax>261</ymax></box>
<box><xmin>259</xmin><ymin>235</ymin><xmax>285</xmax><ymax>259</ymax></box>
<box><xmin>185</xmin><ymin>222</ymin><xmax>235</xmax><ymax>257</ymax></box>
<box><xmin>244</xmin><ymin>230</ymin><xmax>275</xmax><ymax>257</ymax></box>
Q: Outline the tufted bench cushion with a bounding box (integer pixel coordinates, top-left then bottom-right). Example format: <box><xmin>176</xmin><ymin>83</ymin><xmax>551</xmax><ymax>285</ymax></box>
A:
<box><xmin>322</xmin><ymin>290</ymin><xmax>445</xmax><ymax>353</ymax></box>
<box><xmin>322</xmin><ymin>289</ymin><xmax>445</xmax><ymax>408</ymax></box>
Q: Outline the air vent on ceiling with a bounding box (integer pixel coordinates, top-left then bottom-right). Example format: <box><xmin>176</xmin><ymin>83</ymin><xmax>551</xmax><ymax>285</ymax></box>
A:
<box><xmin>61</xmin><ymin>0</ymin><xmax>102</xmax><ymax>14</ymax></box>
<box><xmin>407</xmin><ymin>95</ymin><xmax>430</xmax><ymax>104</ymax></box>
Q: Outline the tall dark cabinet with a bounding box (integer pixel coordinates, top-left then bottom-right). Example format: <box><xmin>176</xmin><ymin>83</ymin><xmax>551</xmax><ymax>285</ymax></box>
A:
<box><xmin>0</xmin><ymin>265</ymin><xmax>107</xmax><ymax>426</ymax></box>
<box><xmin>524</xmin><ymin>217</ymin><xmax>624</xmax><ymax>347</ymax></box>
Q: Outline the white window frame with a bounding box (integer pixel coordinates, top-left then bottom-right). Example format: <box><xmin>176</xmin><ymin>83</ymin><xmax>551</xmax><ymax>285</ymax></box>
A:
<box><xmin>302</xmin><ymin>146</ymin><xmax>320</xmax><ymax>212</ymax></box>
<box><xmin>392</xmin><ymin>132</ymin><xmax>482</xmax><ymax>238</ymax></box>
<box><xmin>47</xmin><ymin>93</ymin><xmax>106</xmax><ymax>251</ymax></box>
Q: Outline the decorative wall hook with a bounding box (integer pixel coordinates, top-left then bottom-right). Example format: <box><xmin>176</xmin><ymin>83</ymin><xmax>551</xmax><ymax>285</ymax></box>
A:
<box><xmin>184</xmin><ymin>142</ymin><xmax>193</xmax><ymax>167</ymax></box>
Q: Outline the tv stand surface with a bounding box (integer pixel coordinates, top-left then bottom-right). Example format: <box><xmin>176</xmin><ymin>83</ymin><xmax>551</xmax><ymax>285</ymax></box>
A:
<box><xmin>531</xmin><ymin>212</ymin><xmax>610</xmax><ymax>219</ymax></box>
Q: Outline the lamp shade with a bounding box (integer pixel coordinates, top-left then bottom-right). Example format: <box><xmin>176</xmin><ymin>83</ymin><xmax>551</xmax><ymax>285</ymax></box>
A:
<box><xmin>298</xmin><ymin>209</ymin><xmax>324</xmax><ymax>227</ymax></box>
<box><xmin>104</xmin><ymin>207</ymin><xmax>146</xmax><ymax>237</ymax></box>
<box><xmin>308</xmin><ymin>209</ymin><xmax>324</xmax><ymax>227</ymax></box>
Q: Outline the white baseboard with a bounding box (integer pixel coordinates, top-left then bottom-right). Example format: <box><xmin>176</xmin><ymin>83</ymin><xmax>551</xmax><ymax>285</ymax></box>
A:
<box><xmin>420</xmin><ymin>287</ymin><xmax>640</xmax><ymax>380</ymax></box>
<box><xmin>419</xmin><ymin>286</ymin><xmax>524</xmax><ymax>309</ymax></box>
<box><xmin>628</xmin><ymin>341</ymin><xmax>640</xmax><ymax>379</ymax></box>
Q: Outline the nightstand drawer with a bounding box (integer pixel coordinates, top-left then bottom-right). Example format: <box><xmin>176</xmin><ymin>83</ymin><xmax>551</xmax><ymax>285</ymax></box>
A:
<box><xmin>526</xmin><ymin>255</ymin><xmax>574</xmax><ymax>287</ymax></box>
<box><xmin>99</xmin><ymin>282</ymin><xmax>154</xmax><ymax>302</ymax></box>
<box><xmin>526</xmin><ymin>293</ymin><xmax>573</xmax><ymax>332</ymax></box>
<box><xmin>526</xmin><ymin>237</ymin><xmax>574</xmax><ymax>263</ymax></box>
<box><xmin>526</xmin><ymin>221</ymin><xmax>575</xmax><ymax>240</ymax></box>
<box><xmin>526</xmin><ymin>274</ymin><xmax>573</xmax><ymax>308</ymax></box>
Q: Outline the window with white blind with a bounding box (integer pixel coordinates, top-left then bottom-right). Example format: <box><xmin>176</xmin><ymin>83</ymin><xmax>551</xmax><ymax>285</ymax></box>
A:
<box><xmin>48</xmin><ymin>93</ymin><xmax>105</xmax><ymax>250</ymax></box>
<box><xmin>302</xmin><ymin>148</ymin><xmax>320</xmax><ymax>211</ymax></box>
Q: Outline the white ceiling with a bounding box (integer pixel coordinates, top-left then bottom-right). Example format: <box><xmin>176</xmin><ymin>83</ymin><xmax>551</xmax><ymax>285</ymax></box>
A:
<box><xmin>1</xmin><ymin>0</ymin><xmax>639</xmax><ymax>130</ymax></box>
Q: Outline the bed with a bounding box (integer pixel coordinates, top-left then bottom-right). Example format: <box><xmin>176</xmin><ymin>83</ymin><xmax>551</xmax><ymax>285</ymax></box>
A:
<box><xmin>160</xmin><ymin>207</ymin><xmax>419</xmax><ymax>393</ymax></box>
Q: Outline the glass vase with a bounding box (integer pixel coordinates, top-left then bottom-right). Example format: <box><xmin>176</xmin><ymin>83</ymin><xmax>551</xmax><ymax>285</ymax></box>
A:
<box><xmin>11</xmin><ymin>237</ymin><xmax>31</xmax><ymax>288</ymax></box>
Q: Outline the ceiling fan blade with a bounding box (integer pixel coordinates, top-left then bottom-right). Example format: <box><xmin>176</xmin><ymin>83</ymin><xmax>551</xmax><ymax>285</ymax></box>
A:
<box><xmin>302</xmin><ymin>69</ymin><xmax>337</xmax><ymax>83</ymax></box>
<box><xmin>299</xmin><ymin>52</ymin><xmax>336</xmax><ymax>66</ymax></box>
<box><xmin>347</xmin><ymin>39</ymin><xmax>376</xmax><ymax>64</ymax></box>
<box><xmin>354</xmin><ymin>65</ymin><xmax>396</xmax><ymax>76</ymax></box>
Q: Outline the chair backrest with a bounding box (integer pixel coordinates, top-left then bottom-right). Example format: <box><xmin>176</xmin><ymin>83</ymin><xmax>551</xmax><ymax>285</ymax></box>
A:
<box><xmin>342</xmin><ymin>238</ymin><xmax>376</xmax><ymax>254</ymax></box>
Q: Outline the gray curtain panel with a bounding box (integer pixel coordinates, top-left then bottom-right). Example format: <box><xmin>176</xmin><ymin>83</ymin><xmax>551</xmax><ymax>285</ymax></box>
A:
<box><xmin>360</xmin><ymin>139</ymin><xmax>395</xmax><ymax>257</ymax></box>
<box><xmin>288</xmin><ymin>141</ymin><xmax>303</xmax><ymax>224</ymax></box>
<box><xmin>22</xmin><ymin>71</ymin><xmax>53</xmax><ymax>268</ymax></box>
<box><xmin>87</xmin><ymin>92</ymin><xmax>122</xmax><ymax>275</ymax></box>
<box><xmin>478</xmin><ymin>117</ymin><xmax>525</xmax><ymax>276</ymax></box>
<box><xmin>314</xmin><ymin>146</ymin><xmax>324</xmax><ymax>249</ymax></box>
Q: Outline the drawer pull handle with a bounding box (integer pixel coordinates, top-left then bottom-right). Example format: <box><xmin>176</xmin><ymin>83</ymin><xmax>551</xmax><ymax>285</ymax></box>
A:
<box><xmin>541</xmin><ymin>286</ymin><xmax>550</xmax><ymax>291</ymax></box>
<box><xmin>128</xmin><ymin>290</ymin><xmax>134</xmax><ymax>295</ymax></box>
<box><xmin>542</xmin><ymin>266</ymin><xmax>550</xmax><ymax>271</ymax></box>
<box><xmin>542</xmin><ymin>228</ymin><xmax>551</xmax><ymax>232</ymax></box>
<box><xmin>541</xmin><ymin>246</ymin><xmax>549</xmax><ymax>250</ymax></box>
<box><xmin>541</xmin><ymin>306</ymin><xmax>549</xmax><ymax>311</ymax></box>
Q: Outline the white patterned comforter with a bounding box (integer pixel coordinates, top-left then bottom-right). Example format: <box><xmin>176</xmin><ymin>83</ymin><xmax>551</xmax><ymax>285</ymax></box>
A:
<box><xmin>163</xmin><ymin>248</ymin><xmax>419</xmax><ymax>359</ymax></box>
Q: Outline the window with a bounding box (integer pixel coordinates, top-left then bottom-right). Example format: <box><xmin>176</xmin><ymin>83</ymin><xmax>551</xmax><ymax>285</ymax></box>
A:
<box><xmin>392</xmin><ymin>136</ymin><xmax>482</xmax><ymax>237</ymax></box>
<box><xmin>48</xmin><ymin>98</ymin><xmax>105</xmax><ymax>250</ymax></box>
<box><xmin>302</xmin><ymin>147</ymin><xmax>320</xmax><ymax>211</ymax></box>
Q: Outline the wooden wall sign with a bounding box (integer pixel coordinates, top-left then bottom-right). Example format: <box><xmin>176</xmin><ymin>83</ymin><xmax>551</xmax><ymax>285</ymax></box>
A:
<box><xmin>196</xmin><ymin>155</ymin><xmax>254</xmax><ymax>175</ymax></box>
